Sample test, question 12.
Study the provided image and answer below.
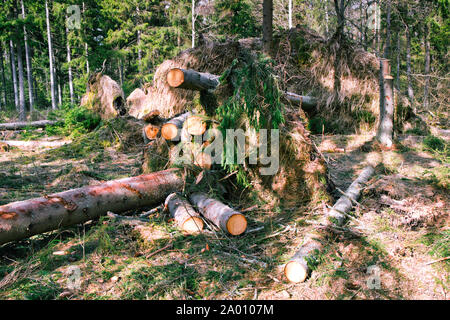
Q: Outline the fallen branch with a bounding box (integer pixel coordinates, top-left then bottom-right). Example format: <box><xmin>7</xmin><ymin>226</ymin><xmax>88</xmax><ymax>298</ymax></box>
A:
<box><xmin>0</xmin><ymin>168</ymin><xmax>184</xmax><ymax>246</ymax></box>
<box><xmin>284</xmin><ymin>166</ymin><xmax>375</xmax><ymax>283</ymax></box>
<box><xmin>0</xmin><ymin>120</ymin><xmax>58</xmax><ymax>130</ymax></box>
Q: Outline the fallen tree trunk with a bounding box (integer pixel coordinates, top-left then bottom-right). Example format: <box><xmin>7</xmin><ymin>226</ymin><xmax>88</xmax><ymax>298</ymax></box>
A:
<box><xmin>161</xmin><ymin>112</ymin><xmax>191</xmax><ymax>141</ymax></box>
<box><xmin>165</xmin><ymin>193</ymin><xmax>203</xmax><ymax>233</ymax></box>
<box><xmin>0</xmin><ymin>120</ymin><xmax>58</xmax><ymax>130</ymax></box>
<box><xmin>0</xmin><ymin>140</ymin><xmax>71</xmax><ymax>149</ymax></box>
<box><xmin>0</xmin><ymin>168</ymin><xmax>184</xmax><ymax>246</ymax></box>
<box><xmin>284</xmin><ymin>165</ymin><xmax>375</xmax><ymax>283</ymax></box>
<box><xmin>167</xmin><ymin>68</ymin><xmax>220</xmax><ymax>91</ymax></box>
<box><xmin>284</xmin><ymin>91</ymin><xmax>318</xmax><ymax>112</ymax></box>
<box><xmin>189</xmin><ymin>192</ymin><xmax>247</xmax><ymax>235</ymax></box>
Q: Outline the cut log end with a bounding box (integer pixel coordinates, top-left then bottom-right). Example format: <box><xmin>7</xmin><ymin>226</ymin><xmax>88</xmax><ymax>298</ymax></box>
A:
<box><xmin>167</xmin><ymin>68</ymin><xmax>184</xmax><ymax>88</ymax></box>
<box><xmin>181</xmin><ymin>217</ymin><xmax>204</xmax><ymax>234</ymax></box>
<box><xmin>284</xmin><ymin>261</ymin><xmax>308</xmax><ymax>283</ymax></box>
<box><xmin>226</xmin><ymin>214</ymin><xmax>247</xmax><ymax>236</ymax></box>
<box><xmin>161</xmin><ymin>123</ymin><xmax>178</xmax><ymax>140</ymax></box>
<box><xmin>144</xmin><ymin>124</ymin><xmax>160</xmax><ymax>140</ymax></box>
<box><xmin>186</xmin><ymin>116</ymin><xmax>207</xmax><ymax>136</ymax></box>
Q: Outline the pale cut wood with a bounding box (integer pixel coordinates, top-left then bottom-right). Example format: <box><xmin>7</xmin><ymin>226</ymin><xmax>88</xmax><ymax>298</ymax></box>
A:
<box><xmin>0</xmin><ymin>168</ymin><xmax>184</xmax><ymax>246</ymax></box>
<box><xmin>186</xmin><ymin>115</ymin><xmax>207</xmax><ymax>136</ymax></box>
<box><xmin>167</xmin><ymin>68</ymin><xmax>219</xmax><ymax>91</ymax></box>
<box><xmin>189</xmin><ymin>192</ymin><xmax>247</xmax><ymax>235</ymax></box>
<box><xmin>161</xmin><ymin>111</ymin><xmax>191</xmax><ymax>141</ymax></box>
<box><xmin>165</xmin><ymin>193</ymin><xmax>203</xmax><ymax>233</ymax></box>
<box><xmin>143</xmin><ymin>124</ymin><xmax>160</xmax><ymax>141</ymax></box>
<box><xmin>0</xmin><ymin>120</ymin><xmax>58</xmax><ymax>130</ymax></box>
<box><xmin>284</xmin><ymin>166</ymin><xmax>375</xmax><ymax>283</ymax></box>
<box><xmin>284</xmin><ymin>91</ymin><xmax>318</xmax><ymax>112</ymax></box>
<box><xmin>194</xmin><ymin>152</ymin><xmax>212</xmax><ymax>170</ymax></box>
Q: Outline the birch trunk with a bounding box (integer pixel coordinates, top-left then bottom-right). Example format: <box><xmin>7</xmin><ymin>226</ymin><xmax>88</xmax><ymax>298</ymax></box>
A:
<box><xmin>21</xmin><ymin>0</ymin><xmax>34</xmax><ymax>112</ymax></box>
<box><xmin>45</xmin><ymin>0</ymin><xmax>57</xmax><ymax>110</ymax></box>
<box><xmin>66</xmin><ymin>20</ymin><xmax>74</xmax><ymax>105</ymax></box>
<box><xmin>9</xmin><ymin>40</ymin><xmax>19</xmax><ymax>111</ymax></box>
<box><xmin>16</xmin><ymin>39</ymin><xmax>26</xmax><ymax>121</ymax></box>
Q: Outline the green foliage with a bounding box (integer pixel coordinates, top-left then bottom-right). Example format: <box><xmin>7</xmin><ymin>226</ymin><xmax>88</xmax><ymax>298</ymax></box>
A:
<box><xmin>423</xmin><ymin>135</ymin><xmax>447</xmax><ymax>152</ymax></box>
<box><xmin>46</xmin><ymin>104</ymin><xmax>101</xmax><ymax>138</ymax></box>
<box><xmin>308</xmin><ymin>116</ymin><xmax>331</xmax><ymax>134</ymax></box>
<box><xmin>215</xmin><ymin>54</ymin><xmax>285</xmax><ymax>187</ymax></box>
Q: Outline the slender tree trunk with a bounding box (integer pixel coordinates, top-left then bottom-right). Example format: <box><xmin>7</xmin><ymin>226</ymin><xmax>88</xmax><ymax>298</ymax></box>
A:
<box><xmin>263</xmin><ymin>0</ymin><xmax>273</xmax><ymax>53</ymax></box>
<box><xmin>82</xmin><ymin>2</ymin><xmax>89</xmax><ymax>75</ymax></box>
<box><xmin>0</xmin><ymin>45</ymin><xmax>7</xmax><ymax>107</ymax></box>
<box><xmin>9</xmin><ymin>40</ymin><xmax>19</xmax><ymax>111</ymax></box>
<box><xmin>21</xmin><ymin>0</ymin><xmax>34</xmax><ymax>113</ymax></box>
<box><xmin>58</xmin><ymin>77</ymin><xmax>62</xmax><ymax>106</ymax></box>
<box><xmin>191</xmin><ymin>0</ymin><xmax>195</xmax><ymax>48</ymax></box>
<box><xmin>383</xmin><ymin>0</ymin><xmax>391</xmax><ymax>58</ymax></box>
<box><xmin>45</xmin><ymin>0</ymin><xmax>57</xmax><ymax>110</ymax></box>
<box><xmin>406</xmin><ymin>25</ymin><xmax>414</xmax><ymax>109</ymax></box>
<box><xmin>288</xmin><ymin>0</ymin><xmax>293</xmax><ymax>29</ymax></box>
<box><xmin>423</xmin><ymin>23</ymin><xmax>430</xmax><ymax>109</ymax></box>
<box><xmin>136</xmin><ymin>5</ymin><xmax>142</xmax><ymax>73</ymax></box>
<box><xmin>17</xmin><ymin>40</ymin><xmax>26</xmax><ymax>121</ymax></box>
<box><xmin>396</xmin><ymin>33</ymin><xmax>401</xmax><ymax>91</ymax></box>
<box><xmin>325</xmin><ymin>0</ymin><xmax>330</xmax><ymax>37</ymax></box>
<box><xmin>66</xmin><ymin>20</ymin><xmax>74</xmax><ymax>105</ymax></box>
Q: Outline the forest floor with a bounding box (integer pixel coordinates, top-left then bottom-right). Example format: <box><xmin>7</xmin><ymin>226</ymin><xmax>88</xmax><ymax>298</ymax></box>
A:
<box><xmin>0</xmin><ymin>127</ymin><xmax>448</xmax><ymax>300</ymax></box>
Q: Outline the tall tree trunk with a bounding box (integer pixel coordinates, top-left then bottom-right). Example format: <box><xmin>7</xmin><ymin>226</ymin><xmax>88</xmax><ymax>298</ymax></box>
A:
<box><xmin>66</xmin><ymin>19</ymin><xmax>74</xmax><ymax>105</ymax></box>
<box><xmin>45</xmin><ymin>0</ymin><xmax>57</xmax><ymax>110</ymax></box>
<box><xmin>406</xmin><ymin>6</ymin><xmax>414</xmax><ymax>110</ymax></box>
<box><xmin>423</xmin><ymin>23</ymin><xmax>430</xmax><ymax>109</ymax></box>
<box><xmin>17</xmin><ymin>40</ymin><xmax>26</xmax><ymax>121</ymax></box>
<box><xmin>288</xmin><ymin>0</ymin><xmax>293</xmax><ymax>29</ymax></box>
<box><xmin>333</xmin><ymin>0</ymin><xmax>346</xmax><ymax>98</ymax></box>
<box><xmin>9</xmin><ymin>40</ymin><xmax>19</xmax><ymax>111</ymax></box>
<box><xmin>383</xmin><ymin>0</ymin><xmax>391</xmax><ymax>58</ymax></box>
<box><xmin>263</xmin><ymin>0</ymin><xmax>273</xmax><ymax>53</ymax></box>
<box><xmin>21</xmin><ymin>0</ymin><xmax>34</xmax><ymax>113</ymax></box>
<box><xmin>191</xmin><ymin>0</ymin><xmax>195</xmax><ymax>48</ymax></box>
<box><xmin>325</xmin><ymin>0</ymin><xmax>330</xmax><ymax>37</ymax></box>
<box><xmin>82</xmin><ymin>2</ymin><xmax>89</xmax><ymax>75</ymax></box>
<box><xmin>0</xmin><ymin>45</ymin><xmax>7</xmax><ymax>107</ymax></box>
<box><xmin>396</xmin><ymin>33</ymin><xmax>401</xmax><ymax>91</ymax></box>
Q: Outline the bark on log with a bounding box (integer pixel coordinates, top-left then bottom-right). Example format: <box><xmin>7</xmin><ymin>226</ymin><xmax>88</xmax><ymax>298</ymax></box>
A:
<box><xmin>284</xmin><ymin>91</ymin><xmax>318</xmax><ymax>112</ymax></box>
<box><xmin>0</xmin><ymin>120</ymin><xmax>58</xmax><ymax>130</ymax></box>
<box><xmin>167</xmin><ymin>68</ymin><xmax>219</xmax><ymax>91</ymax></box>
<box><xmin>167</xmin><ymin>68</ymin><xmax>318</xmax><ymax>114</ymax></box>
<box><xmin>284</xmin><ymin>166</ymin><xmax>375</xmax><ymax>283</ymax></box>
<box><xmin>189</xmin><ymin>192</ymin><xmax>247</xmax><ymax>235</ymax></box>
<box><xmin>165</xmin><ymin>193</ymin><xmax>203</xmax><ymax>233</ymax></box>
<box><xmin>161</xmin><ymin>112</ymin><xmax>191</xmax><ymax>141</ymax></box>
<box><xmin>142</xmin><ymin>110</ymin><xmax>161</xmax><ymax>123</ymax></box>
<box><xmin>0</xmin><ymin>168</ymin><xmax>184</xmax><ymax>246</ymax></box>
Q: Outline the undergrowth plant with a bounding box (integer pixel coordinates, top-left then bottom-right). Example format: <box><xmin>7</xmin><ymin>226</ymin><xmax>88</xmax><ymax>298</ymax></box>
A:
<box><xmin>215</xmin><ymin>54</ymin><xmax>285</xmax><ymax>187</ymax></box>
